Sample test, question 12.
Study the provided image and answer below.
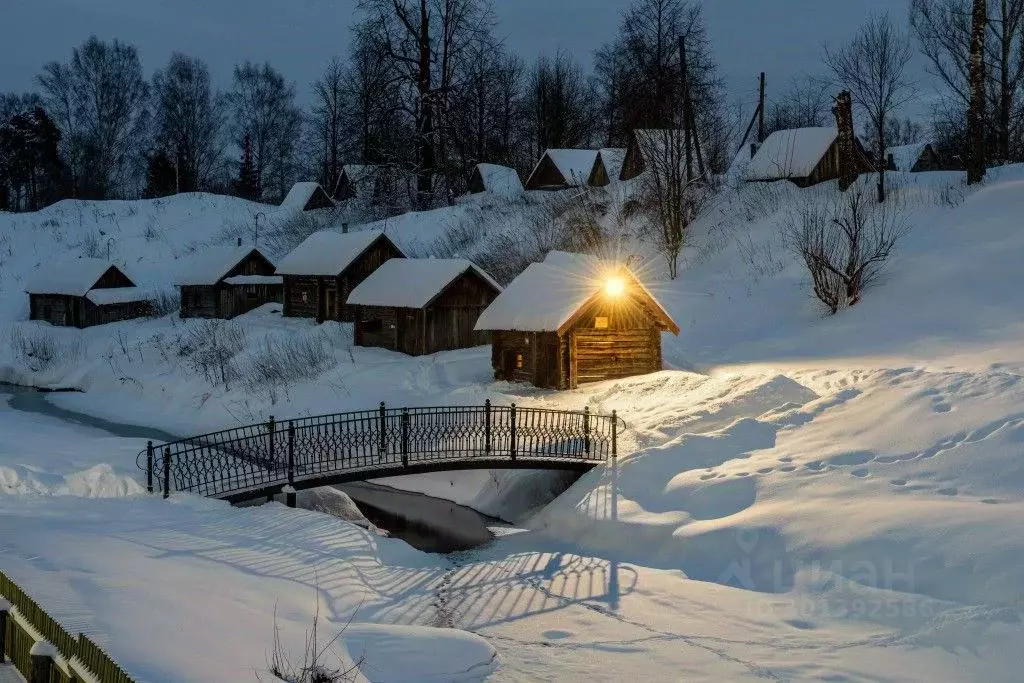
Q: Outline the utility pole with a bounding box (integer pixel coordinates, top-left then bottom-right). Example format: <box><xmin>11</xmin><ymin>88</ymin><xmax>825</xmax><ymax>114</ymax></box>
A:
<box><xmin>758</xmin><ymin>72</ymin><xmax>766</xmax><ymax>143</ymax></box>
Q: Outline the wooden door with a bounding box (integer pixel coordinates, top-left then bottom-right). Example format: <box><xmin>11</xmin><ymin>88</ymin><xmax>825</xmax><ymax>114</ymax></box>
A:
<box><xmin>325</xmin><ymin>290</ymin><xmax>337</xmax><ymax>321</ymax></box>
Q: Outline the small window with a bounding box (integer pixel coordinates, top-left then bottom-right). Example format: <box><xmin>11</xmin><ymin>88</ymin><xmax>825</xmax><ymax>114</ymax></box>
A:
<box><xmin>362</xmin><ymin>318</ymin><xmax>383</xmax><ymax>333</ymax></box>
<box><xmin>516</xmin><ymin>353</ymin><xmax>524</xmax><ymax>369</ymax></box>
<box><xmin>594</xmin><ymin>316</ymin><xmax>609</xmax><ymax>329</ymax></box>
<box><xmin>301</xmin><ymin>291</ymin><xmax>310</xmax><ymax>304</ymax></box>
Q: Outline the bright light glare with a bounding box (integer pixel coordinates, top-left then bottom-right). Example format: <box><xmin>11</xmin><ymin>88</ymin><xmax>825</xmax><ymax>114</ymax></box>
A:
<box><xmin>605</xmin><ymin>276</ymin><xmax>625</xmax><ymax>297</ymax></box>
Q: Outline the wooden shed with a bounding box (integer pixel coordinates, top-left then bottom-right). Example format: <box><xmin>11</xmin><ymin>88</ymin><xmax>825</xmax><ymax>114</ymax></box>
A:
<box><xmin>276</xmin><ymin>230</ymin><xmax>405</xmax><ymax>323</ymax></box>
<box><xmin>744</xmin><ymin>127</ymin><xmax>874</xmax><ymax>188</ymax></box>
<box><xmin>26</xmin><ymin>258</ymin><xmax>150</xmax><ymax>328</ymax></box>
<box><xmin>524</xmin><ymin>149</ymin><xmax>599</xmax><ymax>190</ymax></box>
<box><xmin>475</xmin><ymin>252</ymin><xmax>679</xmax><ymax>390</ymax></box>
<box><xmin>348</xmin><ymin>259</ymin><xmax>501</xmax><ymax>356</ymax></box>
<box><xmin>618</xmin><ymin>129</ymin><xmax>686</xmax><ymax>181</ymax></box>
<box><xmin>467</xmin><ymin>163</ymin><xmax>523</xmax><ymax>197</ymax></box>
<box><xmin>281</xmin><ymin>182</ymin><xmax>335</xmax><ymax>212</ymax></box>
<box><xmin>887</xmin><ymin>143</ymin><xmax>943</xmax><ymax>173</ymax></box>
<box><xmin>175</xmin><ymin>244</ymin><xmax>282</xmax><ymax>319</ymax></box>
<box><xmin>588</xmin><ymin>148</ymin><xmax>626</xmax><ymax>187</ymax></box>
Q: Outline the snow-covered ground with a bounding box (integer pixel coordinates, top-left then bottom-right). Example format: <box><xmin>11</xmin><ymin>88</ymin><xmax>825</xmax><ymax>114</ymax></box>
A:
<box><xmin>2</xmin><ymin>168</ymin><xmax>1024</xmax><ymax>680</ymax></box>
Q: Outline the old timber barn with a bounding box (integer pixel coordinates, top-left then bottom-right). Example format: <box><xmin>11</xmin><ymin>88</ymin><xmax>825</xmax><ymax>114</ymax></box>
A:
<box><xmin>26</xmin><ymin>258</ymin><xmax>150</xmax><ymax>328</ymax></box>
<box><xmin>175</xmin><ymin>244</ymin><xmax>282</xmax><ymax>319</ymax></box>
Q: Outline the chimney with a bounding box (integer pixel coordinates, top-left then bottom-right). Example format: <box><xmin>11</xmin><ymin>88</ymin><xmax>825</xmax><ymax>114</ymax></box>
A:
<box><xmin>833</xmin><ymin>90</ymin><xmax>857</xmax><ymax>191</ymax></box>
<box><xmin>341</xmin><ymin>222</ymin><xmax>348</xmax><ymax>234</ymax></box>
<box><xmin>236</xmin><ymin>236</ymin><xmax>242</xmax><ymax>247</ymax></box>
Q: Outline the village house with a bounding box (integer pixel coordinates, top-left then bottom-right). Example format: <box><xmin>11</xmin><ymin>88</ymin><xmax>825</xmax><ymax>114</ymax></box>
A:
<box><xmin>524</xmin><ymin>149</ymin><xmax>599</xmax><ymax>190</ymax></box>
<box><xmin>26</xmin><ymin>258</ymin><xmax>150</xmax><ymax>328</ymax></box>
<box><xmin>276</xmin><ymin>229</ymin><xmax>405</xmax><ymax>323</ymax></box>
<box><xmin>467</xmin><ymin>163</ymin><xmax>523</xmax><ymax>197</ymax></box>
<box><xmin>618</xmin><ymin>129</ymin><xmax>687</xmax><ymax>181</ymax></box>
<box><xmin>348</xmin><ymin>258</ymin><xmax>501</xmax><ymax>356</ymax></box>
<box><xmin>334</xmin><ymin>165</ymin><xmax>378</xmax><ymax>200</ymax></box>
<box><xmin>475</xmin><ymin>252</ymin><xmax>679</xmax><ymax>389</ymax></box>
<box><xmin>887</xmin><ymin>143</ymin><xmax>943</xmax><ymax>173</ymax></box>
<box><xmin>744</xmin><ymin>127</ymin><xmax>874</xmax><ymax>187</ymax></box>
<box><xmin>175</xmin><ymin>243</ymin><xmax>282</xmax><ymax>319</ymax></box>
<box><xmin>588</xmin><ymin>148</ymin><xmax>627</xmax><ymax>187</ymax></box>
<box><xmin>280</xmin><ymin>182</ymin><xmax>335</xmax><ymax>212</ymax></box>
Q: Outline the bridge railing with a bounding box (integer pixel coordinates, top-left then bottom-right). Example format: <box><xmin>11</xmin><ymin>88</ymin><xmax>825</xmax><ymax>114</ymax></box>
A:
<box><xmin>138</xmin><ymin>401</ymin><xmax>618</xmax><ymax>501</ymax></box>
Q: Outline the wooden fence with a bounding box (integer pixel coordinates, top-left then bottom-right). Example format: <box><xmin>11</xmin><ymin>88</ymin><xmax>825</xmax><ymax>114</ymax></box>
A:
<box><xmin>0</xmin><ymin>570</ymin><xmax>134</xmax><ymax>683</ymax></box>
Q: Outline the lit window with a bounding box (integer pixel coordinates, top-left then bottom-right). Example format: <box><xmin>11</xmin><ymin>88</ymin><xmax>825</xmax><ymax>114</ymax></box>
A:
<box><xmin>516</xmin><ymin>353</ymin><xmax>523</xmax><ymax>369</ymax></box>
<box><xmin>594</xmin><ymin>316</ymin><xmax>609</xmax><ymax>329</ymax></box>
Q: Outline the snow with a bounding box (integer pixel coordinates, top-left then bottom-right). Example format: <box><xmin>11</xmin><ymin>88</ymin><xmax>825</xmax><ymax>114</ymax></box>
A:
<box><xmin>280</xmin><ymin>182</ymin><xmax>331</xmax><ymax>212</ymax></box>
<box><xmin>172</xmin><ymin>246</ymin><xmax>265</xmax><ymax>287</ymax></box>
<box><xmin>24</xmin><ymin>258</ymin><xmax>125</xmax><ymax>296</ymax></box>
<box><xmin>595</xmin><ymin>147</ymin><xmax>626</xmax><ymax>182</ymax></box>
<box><xmin>473</xmin><ymin>164</ymin><xmax>523</xmax><ymax>197</ymax></box>
<box><xmin>347</xmin><ymin>258</ymin><xmax>500</xmax><ymax>309</ymax></box>
<box><xmin>274</xmin><ymin>229</ymin><xmax>392</xmax><ymax>276</ymax></box>
<box><xmin>83</xmin><ymin>287</ymin><xmax>148</xmax><ymax>306</ymax></box>
<box><xmin>889</xmin><ymin>142</ymin><xmax>930</xmax><ymax>171</ymax></box>
<box><xmin>221</xmin><ymin>274</ymin><xmax>282</xmax><ymax>286</ymax></box>
<box><xmin>474</xmin><ymin>262</ymin><xmax>596</xmax><ymax>332</ymax></box>
<box><xmin>529</xmin><ymin>149</ymin><xmax>598</xmax><ymax>187</ymax></box>
<box><xmin>6</xmin><ymin>168</ymin><xmax>1024</xmax><ymax>681</ymax></box>
<box><xmin>745</xmin><ymin>127</ymin><xmax>838</xmax><ymax>180</ymax></box>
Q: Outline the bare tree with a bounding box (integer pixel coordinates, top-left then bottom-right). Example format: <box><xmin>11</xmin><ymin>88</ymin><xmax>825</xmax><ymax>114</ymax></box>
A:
<box><xmin>765</xmin><ymin>78</ymin><xmax>833</xmax><ymax>134</ymax></box>
<box><xmin>528</xmin><ymin>51</ymin><xmax>599</xmax><ymax>156</ymax></box>
<box><xmin>226</xmin><ymin>62</ymin><xmax>301</xmax><ymax>201</ymax></box>
<box><xmin>824</xmin><ymin>14</ymin><xmax>915</xmax><ymax>202</ymax></box>
<box><xmin>309</xmin><ymin>57</ymin><xmax>349</xmax><ymax>193</ymax></box>
<box><xmin>969</xmin><ymin>0</ymin><xmax>988</xmax><ymax>183</ymax></box>
<box><xmin>151</xmin><ymin>53</ymin><xmax>226</xmax><ymax>193</ymax></box>
<box><xmin>785</xmin><ymin>184</ymin><xmax>908</xmax><ymax>314</ymax></box>
<box><xmin>37</xmin><ymin>36</ymin><xmax>150</xmax><ymax>199</ymax></box>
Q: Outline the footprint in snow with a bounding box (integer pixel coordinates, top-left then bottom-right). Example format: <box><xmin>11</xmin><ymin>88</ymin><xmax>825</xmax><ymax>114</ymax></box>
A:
<box><xmin>851</xmin><ymin>468</ymin><xmax>870</xmax><ymax>478</ymax></box>
<box><xmin>542</xmin><ymin>630</ymin><xmax>572</xmax><ymax>640</ymax></box>
<box><xmin>936</xmin><ymin>487</ymin><xmax>959</xmax><ymax>496</ymax></box>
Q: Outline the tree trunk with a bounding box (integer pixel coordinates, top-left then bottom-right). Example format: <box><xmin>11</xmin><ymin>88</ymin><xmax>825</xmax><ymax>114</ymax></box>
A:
<box><xmin>876</xmin><ymin>119</ymin><xmax>887</xmax><ymax>203</ymax></box>
<box><xmin>968</xmin><ymin>0</ymin><xmax>987</xmax><ymax>184</ymax></box>
<box><xmin>415</xmin><ymin>0</ymin><xmax>435</xmax><ymax>209</ymax></box>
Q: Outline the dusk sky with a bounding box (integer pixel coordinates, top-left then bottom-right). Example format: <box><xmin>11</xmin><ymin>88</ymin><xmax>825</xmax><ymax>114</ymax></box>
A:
<box><xmin>4</xmin><ymin>0</ymin><xmax>927</xmax><ymax>109</ymax></box>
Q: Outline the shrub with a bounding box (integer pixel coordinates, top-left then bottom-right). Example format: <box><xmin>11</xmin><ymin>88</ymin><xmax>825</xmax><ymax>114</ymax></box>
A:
<box><xmin>9</xmin><ymin>326</ymin><xmax>85</xmax><ymax>372</ymax></box>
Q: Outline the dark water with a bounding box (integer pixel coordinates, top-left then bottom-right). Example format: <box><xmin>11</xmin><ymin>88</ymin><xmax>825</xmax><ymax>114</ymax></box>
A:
<box><xmin>0</xmin><ymin>382</ymin><xmax>505</xmax><ymax>552</ymax></box>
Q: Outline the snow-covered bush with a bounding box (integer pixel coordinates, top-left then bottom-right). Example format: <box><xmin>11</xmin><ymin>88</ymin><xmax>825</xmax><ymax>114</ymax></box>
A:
<box><xmin>176</xmin><ymin>320</ymin><xmax>246</xmax><ymax>389</ymax></box>
<box><xmin>148</xmin><ymin>289</ymin><xmax>180</xmax><ymax>317</ymax></box>
<box><xmin>235</xmin><ymin>332</ymin><xmax>335</xmax><ymax>405</ymax></box>
<box><xmin>9</xmin><ymin>326</ymin><xmax>85</xmax><ymax>372</ymax></box>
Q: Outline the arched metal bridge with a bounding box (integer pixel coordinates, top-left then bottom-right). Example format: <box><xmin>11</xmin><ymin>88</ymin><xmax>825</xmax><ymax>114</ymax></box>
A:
<box><xmin>138</xmin><ymin>401</ymin><xmax>618</xmax><ymax>504</ymax></box>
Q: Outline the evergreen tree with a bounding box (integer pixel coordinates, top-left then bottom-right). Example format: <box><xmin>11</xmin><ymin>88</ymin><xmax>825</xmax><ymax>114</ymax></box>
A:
<box><xmin>144</xmin><ymin>148</ymin><xmax>177</xmax><ymax>198</ymax></box>
<box><xmin>234</xmin><ymin>134</ymin><xmax>261</xmax><ymax>200</ymax></box>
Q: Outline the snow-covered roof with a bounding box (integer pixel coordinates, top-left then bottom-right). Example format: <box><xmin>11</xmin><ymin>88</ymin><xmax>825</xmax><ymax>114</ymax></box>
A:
<box><xmin>174</xmin><ymin>246</ymin><xmax>270</xmax><ymax>287</ymax></box>
<box><xmin>25</xmin><ymin>258</ymin><xmax>129</xmax><ymax>296</ymax></box>
<box><xmin>532</xmin><ymin>149</ymin><xmax>599</xmax><ymax>187</ymax></box>
<box><xmin>474</xmin><ymin>164</ymin><xmax>523</xmax><ymax>196</ymax></box>
<box><xmin>476</xmin><ymin>251</ymin><xmax>678</xmax><ymax>334</ymax></box>
<box><xmin>745</xmin><ymin>127</ymin><xmax>838</xmax><ymax>181</ymax></box>
<box><xmin>275</xmin><ymin>230</ymin><xmax>395</xmax><ymax>276</ymax></box>
<box><xmin>347</xmin><ymin>258</ymin><xmax>500</xmax><ymax>309</ymax></box>
<box><xmin>280</xmin><ymin>182</ymin><xmax>332</xmax><ymax>212</ymax></box>
<box><xmin>341</xmin><ymin>165</ymin><xmax>378</xmax><ymax>185</ymax></box>
<box><xmin>222</xmin><ymin>275</ymin><xmax>283</xmax><ymax>286</ymax></box>
<box><xmin>85</xmin><ymin>287</ymin><xmax>149</xmax><ymax>306</ymax></box>
<box><xmin>594</xmin><ymin>148</ymin><xmax>626</xmax><ymax>181</ymax></box>
<box><xmin>888</xmin><ymin>143</ymin><xmax>931</xmax><ymax>171</ymax></box>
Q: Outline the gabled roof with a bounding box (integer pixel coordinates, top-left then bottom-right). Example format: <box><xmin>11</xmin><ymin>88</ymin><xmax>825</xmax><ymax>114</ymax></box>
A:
<box><xmin>25</xmin><ymin>258</ymin><xmax>132</xmax><ymax>296</ymax></box>
<box><xmin>888</xmin><ymin>143</ymin><xmax>932</xmax><ymax>171</ymax></box>
<box><xmin>340</xmin><ymin>165</ymin><xmax>378</xmax><ymax>184</ymax></box>
<box><xmin>592</xmin><ymin>148</ymin><xmax>626</xmax><ymax>184</ymax></box>
<box><xmin>174</xmin><ymin>246</ymin><xmax>272</xmax><ymax>287</ymax></box>
<box><xmin>526</xmin><ymin>149</ymin><xmax>599</xmax><ymax>188</ymax></box>
<box><xmin>472</xmin><ymin>164</ymin><xmax>524</xmax><ymax>196</ymax></box>
<box><xmin>281</xmin><ymin>182</ymin><xmax>334</xmax><ymax>211</ymax></box>
<box><xmin>347</xmin><ymin>258</ymin><xmax>500</xmax><ymax>309</ymax></box>
<box><xmin>474</xmin><ymin>251</ymin><xmax>679</xmax><ymax>335</ymax></box>
<box><xmin>275</xmin><ymin>230</ymin><xmax>400</xmax><ymax>277</ymax></box>
<box><xmin>744</xmin><ymin>127</ymin><xmax>838</xmax><ymax>180</ymax></box>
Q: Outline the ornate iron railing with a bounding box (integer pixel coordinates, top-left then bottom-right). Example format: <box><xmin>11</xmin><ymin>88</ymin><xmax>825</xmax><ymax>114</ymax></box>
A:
<box><xmin>138</xmin><ymin>401</ymin><xmax>618</xmax><ymax>502</ymax></box>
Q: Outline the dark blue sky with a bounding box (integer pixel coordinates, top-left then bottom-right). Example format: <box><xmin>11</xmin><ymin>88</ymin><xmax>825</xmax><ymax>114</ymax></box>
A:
<box><xmin>4</xmin><ymin>0</ymin><xmax>924</xmax><ymax>110</ymax></box>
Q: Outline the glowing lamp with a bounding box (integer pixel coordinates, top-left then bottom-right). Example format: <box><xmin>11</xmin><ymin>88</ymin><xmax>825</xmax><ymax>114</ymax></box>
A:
<box><xmin>604</xmin><ymin>276</ymin><xmax>625</xmax><ymax>298</ymax></box>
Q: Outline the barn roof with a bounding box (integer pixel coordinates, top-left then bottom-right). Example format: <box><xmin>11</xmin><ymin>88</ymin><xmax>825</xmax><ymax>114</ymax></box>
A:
<box><xmin>25</xmin><ymin>258</ymin><xmax>132</xmax><ymax>296</ymax></box>
<box><xmin>275</xmin><ymin>230</ymin><xmax>398</xmax><ymax>277</ymax></box>
<box><xmin>475</xmin><ymin>251</ymin><xmax>679</xmax><ymax>335</ymax></box>
<box><xmin>280</xmin><ymin>182</ymin><xmax>333</xmax><ymax>212</ymax></box>
<box><xmin>527</xmin><ymin>149</ymin><xmax>599</xmax><ymax>188</ymax></box>
<box><xmin>85</xmin><ymin>287</ymin><xmax>149</xmax><ymax>305</ymax></box>
<box><xmin>745</xmin><ymin>127</ymin><xmax>839</xmax><ymax>181</ymax></box>
<box><xmin>594</xmin><ymin>148</ymin><xmax>626</xmax><ymax>181</ymax></box>
<box><xmin>348</xmin><ymin>258</ymin><xmax>500</xmax><ymax>309</ymax></box>
<box><xmin>888</xmin><ymin>143</ymin><xmax>931</xmax><ymax>171</ymax></box>
<box><xmin>174</xmin><ymin>246</ymin><xmax>271</xmax><ymax>287</ymax></box>
<box><xmin>474</xmin><ymin>164</ymin><xmax>523</xmax><ymax>196</ymax></box>
<box><xmin>341</xmin><ymin>165</ymin><xmax>377</xmax><ymax>184</ymax></box>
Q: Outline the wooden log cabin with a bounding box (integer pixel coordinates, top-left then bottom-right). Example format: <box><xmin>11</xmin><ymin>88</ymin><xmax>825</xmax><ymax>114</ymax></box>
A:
<box><xmin>887</xmin><ymin>143</ymin><xmax>943</xmax><ymax>173</ymax></box>
<box><xmin>175</xmin><ymin>244</ymin><xmax>282</xmax><ymax>319</ymax></box>
<box><xmin>524</xmin><ymin>149</ymin><xmax>599</xmax><ymax>190</ymax></box>
<box><xmin>475</xmin><ymin>252</ymin><xmax>680</xmax><ymax>389</ymax></box>
<box><xmin>743</xmin><ymin>127</ymin><xmax>874</xmax><ymax>188</ymax></box>
<box><xmin>26</xmin><ymin>258</ymin><xmax>151</xmax><ymax>328</ymax></box>
<box><xmin>588</xmin><ymin>148</ymin><xmax>626</xmax><ymax>187</ymax></box>
<box><xmin>276</xmin><ymin>230</ymin><xmax>405</xmax><ymax>323</ymax></box>
<box><xmin>348</xmin><ymin>258</ymin><xmax>502</xmax><ymax>356</ymax></box>
<box><xmin>280</xmin><ymin>182</ymin><xmax>335</xmax><ymax>212</ymax></box>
